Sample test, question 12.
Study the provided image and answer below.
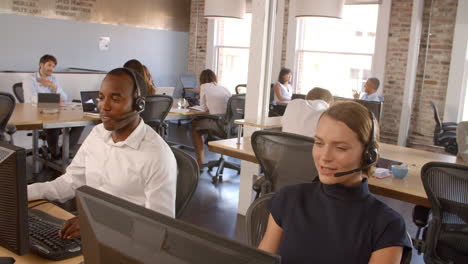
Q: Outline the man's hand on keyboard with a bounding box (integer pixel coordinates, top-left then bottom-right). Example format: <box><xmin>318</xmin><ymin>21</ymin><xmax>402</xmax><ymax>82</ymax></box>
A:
<box><xmin>59</xmin><ymin>216</ymin><xmax>80</xmax><ymax>239</ymax></box>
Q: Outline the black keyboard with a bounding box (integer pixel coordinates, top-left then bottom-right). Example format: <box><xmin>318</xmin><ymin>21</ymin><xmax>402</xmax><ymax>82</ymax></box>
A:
<box><xmin>28</xmin><ymin>209</ymin><xmax>82</xmax><ymax>260</ymax></box>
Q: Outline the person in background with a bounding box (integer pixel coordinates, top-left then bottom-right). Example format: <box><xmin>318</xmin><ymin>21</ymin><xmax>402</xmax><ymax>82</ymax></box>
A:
<box><xmin>191</xmin><ymin>69</ymin><xmax>231</xmax><ymax>165</ymax></box>
<box><xmin>28</xmin><ymin>68</ymin><xmax>177</xmax><ymax>239</ymax></box>
<box><xmin>281</xmin><ymin>87</ymin><xmax>333</xmax><ymax>137</ymax></box>
<box><xmin>22</xmin><ymin>54</ymin><xmax>83</xmax><ymax>159</ymax></box>
<box><xmin>123</xmin><ymin>59</ymin><xmax>156</xmax><ymax>95</ymax></box>
<box><xmin>259</xmin><ymin>101</ymin><xmax>411</xmax><ymax>264</ymax></box>
<box><xmin>273</xmin><ymin>68</ymin><xmax>293</xmax><ymax>104</ymax></box>
<box><xmin>353</xmin><ymin>77</ymin><xmax>382</xmax><ymax>102</ymax></box>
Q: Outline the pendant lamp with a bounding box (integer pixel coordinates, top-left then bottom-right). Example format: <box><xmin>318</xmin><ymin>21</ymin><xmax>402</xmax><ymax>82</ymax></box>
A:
<box><xmin>295</xmin><ymin>0</ymin><xmax>345</xmax><ymax>19</ymax></box>
<box><xmin>204</xmin><ymin>0</ymin><xmax>246</xmax><ymax>19</ymax></box>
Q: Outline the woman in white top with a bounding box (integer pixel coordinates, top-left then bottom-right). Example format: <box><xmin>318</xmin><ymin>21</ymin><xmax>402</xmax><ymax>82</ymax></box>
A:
<box><xmin>273</xmin><ymin>68</ymin><xmax>293</xmax><ymax>104</ymax></box>
<box><xmin>192</xmin><ymin>69</ymin><xmax>231</xmax><ymax>165</ymax></box>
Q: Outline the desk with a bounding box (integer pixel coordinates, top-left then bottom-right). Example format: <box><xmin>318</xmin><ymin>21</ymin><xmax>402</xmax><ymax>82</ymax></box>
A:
<box><xmin>233</xmin><ymin>117</ymin><xmax>282</xmax><ymax>144</ymax></box>
<box><xmin>8</xmin><ymin>103</ymin><xmax>100</xmax><ymax>173</ymax></box>
<box><xmin>0</xmin><ymin>202</ymin><xmax>83</xmax><ymax>264</ymax></box>
<box><xmin>166</xmin><ymin>108</ymin><xmax>207</xmax><ymax>121</ymax></box>
<box><xmin>208</xmin><ymin>137</ymin><xmax>467</xmax><ymax>210</ymax></box>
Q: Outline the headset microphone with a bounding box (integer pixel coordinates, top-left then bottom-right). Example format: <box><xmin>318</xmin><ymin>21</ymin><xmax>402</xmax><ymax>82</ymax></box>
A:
<box><xmin>334</xmin><ymin>163</ymin><xmax>374</xmax><ymax>177</ymax></box>
<box><xmin>114</xmin><ymin>108</ymin><xmax>144</xmax><ymax>123</ymax></box>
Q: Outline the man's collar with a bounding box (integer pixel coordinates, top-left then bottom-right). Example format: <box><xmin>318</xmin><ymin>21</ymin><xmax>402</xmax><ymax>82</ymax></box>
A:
<box><xmin>100</xmin><ymin>119</ymin><xmax>146</xmax><ymax>149</ymax></box>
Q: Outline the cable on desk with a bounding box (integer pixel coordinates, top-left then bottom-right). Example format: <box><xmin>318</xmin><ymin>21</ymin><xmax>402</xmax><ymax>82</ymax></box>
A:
<box><xmin>28</xmin><ymin>201</ymin><xmax>52</xmax><ymax>209</ymax></box>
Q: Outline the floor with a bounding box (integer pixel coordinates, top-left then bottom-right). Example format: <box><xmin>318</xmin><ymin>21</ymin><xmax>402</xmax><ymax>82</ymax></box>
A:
<box><xmin>16</xmin><ymin>121</ymin><xmax>426</xmax><ymax>263</ymax></box>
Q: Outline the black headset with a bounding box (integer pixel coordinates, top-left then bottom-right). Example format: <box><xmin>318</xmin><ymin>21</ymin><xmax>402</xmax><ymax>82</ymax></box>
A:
<box><xmin>362</xmin><ymin>110</ymin><xmax>378</xmax><ymax>167</ymax></box>
<box><xmin>120</xmin><ymin>67</ymin><xmax>146</xmax><ymax>113</ymax></box>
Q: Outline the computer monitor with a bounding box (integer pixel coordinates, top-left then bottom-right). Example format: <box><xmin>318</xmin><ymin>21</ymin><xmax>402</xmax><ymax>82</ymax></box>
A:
<box><xmin>80</xmin><ymin>91</ymin><xmax>100</xmax><ymax>113</ymax></box>
<box><xmin>0</xmin><ymin>142</ymin><xmax>29</xmax><ymax>255</ymax></box>
<box><xmin>76</xmin><ymin>186</ymin><xmax>280</xmax><ymax>264</ymax></box>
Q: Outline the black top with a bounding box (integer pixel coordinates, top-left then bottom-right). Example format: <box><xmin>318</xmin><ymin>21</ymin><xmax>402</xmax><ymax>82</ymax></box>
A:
<box><xmin>270</xmin><ymin>179</ymin><xmax>412</xmax><ymax>264</ymax></box>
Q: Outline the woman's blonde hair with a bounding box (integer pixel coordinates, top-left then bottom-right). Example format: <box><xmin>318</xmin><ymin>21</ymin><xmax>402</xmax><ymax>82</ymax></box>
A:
<box><xmin>320</xmin><ymin>101</ymin><xmax>379</xmax><ymax>176</ymax></box>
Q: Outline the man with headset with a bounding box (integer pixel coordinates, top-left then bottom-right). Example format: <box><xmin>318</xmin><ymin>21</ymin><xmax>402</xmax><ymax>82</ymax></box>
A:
<box><xmin>27</xmin><ymin>68</ymin><xmax>177</xmax><ymax>239</ymax></box>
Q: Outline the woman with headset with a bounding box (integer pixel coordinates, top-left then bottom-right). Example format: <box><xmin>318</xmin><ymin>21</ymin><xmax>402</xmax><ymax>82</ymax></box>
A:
<box><xmin>258</xmin><ymin>101</ymin><xmax>411</xmax><ymax>264</ymax></box>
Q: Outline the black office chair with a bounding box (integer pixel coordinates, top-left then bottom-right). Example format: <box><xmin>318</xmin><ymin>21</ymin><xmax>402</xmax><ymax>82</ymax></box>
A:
<box><xmin>0</xmin><ymin>92</ymin><xmax>16</xmax><ymax>144</ymax></box>
<box><xmin>431</xmin><ymin>101</ymin><xmax>458</xmax><ymax>155</ymax></box>
<box><xmin>235</xmin><ymin>84</ymin><xmax>247</xmax><ymax>95</ymax></box>
<box><xmin>180</xmin><ymin>73</ymin><xmax>199</xmax><ymax>106</ymax></box>
<box><xmin>197</xmin><ymin>94</ymin><xmax>245</xmax><ymax>184</ymax></box>
<box><xmin>140</xmin><ymin>95</ymin><xmax>173</xmax><ymax>137</ymax></box>
<box><xmin>251</xmin><ymin>130</ymin><xmax>317</xmax><ymax>198</ymax></box>
<box><xmin>12</xmin><ymin>82</ymin><xmax>24</xmax><ymax>103</ymax></box>
<box><xmin>412</xmin><ymin>162</ymin><xmax>468</xmax><ymax>264</ymax></box>
<box><xmin>354</xmin><ymin>99</ymin><xmax>383</xmax><ymax>121</ymax></box>
<box><xmin>291</xmin><ymin>93</ymin><xmax>306</xmax><ymax>100</ymax></box>
<box><xmin>172</xmin><ymin>147</ymin><xmax>199</xmax><ymax>218</ymax></box>
<box><xmin>246</xmin><ymin>192</ymin><xmax>413</xmax><ymax>264</ymax></box>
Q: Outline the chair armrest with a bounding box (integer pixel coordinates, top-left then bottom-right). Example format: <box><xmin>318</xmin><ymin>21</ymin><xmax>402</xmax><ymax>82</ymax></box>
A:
<box><xmin>442</xmin><ymin>122</ymin><xmax>458</xmax><ymax>127</ymax></box>
<box><xmin>194</xmin><ymin>114</ymin><xmax>223</xmax><ymax>121</ymax></box>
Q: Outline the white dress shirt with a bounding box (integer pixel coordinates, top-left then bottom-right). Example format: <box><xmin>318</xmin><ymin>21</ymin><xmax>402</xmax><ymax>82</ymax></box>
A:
<box><xmin>23</xmin><ymin>72</ymin><xmax>68</xmax><ymax>103</ymax></box>
<box><xmin>28</xmin><ymin>120</ymin><xmax>177</xmax><ymax>218</ymax></box>
<box><xmin>281</xmin><ymin>99</ymin><xmax>329</xmax><ymax>137</ymax></box>
<box><xmin>360</xmin><ymin>92</ymin><xmax>382</xmax><ymax>102</ymax></box>
<box><xmin>199</xmin><ymin>82</ymin><xmax>232</xmax><ymax>115</ymax></box>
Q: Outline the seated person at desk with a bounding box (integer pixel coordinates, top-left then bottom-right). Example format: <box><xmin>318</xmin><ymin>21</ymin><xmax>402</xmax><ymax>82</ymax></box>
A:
<box><xmin>28</xmin><ymin>68</ymin><xmax>177</xmax><ymax>239</ymax></box>
<box><xmin>259</xmin><ymin>101</ymin><xmax>411</xmax><ymax>264</ymax></box>
<box><xmin>123</xmin><ymin>59</ymin><xmax>156</xmax><ymax>95</ymax></box>
<box><xmin>191</xmin><ymin>69</ymin><xmax>231</xmax><ymax>165</ymax></box>
<box><xmin>281</xmin><ymin>87</ymin><xmax>333</xmax><ymax>137</ymax></box>
<box><xmin>273</xmin><ymin>68</ymin><xmax>293</xmax><ymax>104</ymax></box>
<box><xmin>22</xmin><ymin>54</ymin><xmax>84</xmax><ymax>159</ymax></box>
<box><xmin>352</xmin><ymin>77</ymin><xmax>383</xmax><ymax>102</ymax></box>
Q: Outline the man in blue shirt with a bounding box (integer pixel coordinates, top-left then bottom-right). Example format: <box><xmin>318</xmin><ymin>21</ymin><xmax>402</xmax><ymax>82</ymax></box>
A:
<box><xmin>352</xmin><ymin>77</ymin><xmax>383</xmax><ymax>102</ymax></box>
<box><xmin>23</xmin><ymin>54</ymin><xmax>83</xmax><ymax>159</ymax></box>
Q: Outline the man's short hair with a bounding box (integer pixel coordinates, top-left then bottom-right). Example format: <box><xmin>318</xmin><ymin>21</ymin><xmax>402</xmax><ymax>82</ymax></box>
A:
<box><xmin>39</xmin><ymin>54</ymin><xmax>57</xmax><ymax>66</ymax></box>
<box><xmin>306</xmin><ymin>87</ymin><xmax>333</xmax><ymax>104</ymax></box>
<box><xmin>367</xmin><ymin>77</ymin><xmax>380</xmax><ymax>90</ymax></box>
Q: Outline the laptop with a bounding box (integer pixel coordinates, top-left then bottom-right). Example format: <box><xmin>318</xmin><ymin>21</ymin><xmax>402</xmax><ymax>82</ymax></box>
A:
<box><xmin>80</xmin><ymin>91</ymin><xmax>100</xmax><ymax>115</ymax></box>
<box><xmin>155</xmin><ymin>87</ymin><xmax>175</xmax><ymax>97</ymax></box>
<box><xmin>38</xmin><ymin>93</ymin><xmax>60</xmax><ymax>108</ymax></box>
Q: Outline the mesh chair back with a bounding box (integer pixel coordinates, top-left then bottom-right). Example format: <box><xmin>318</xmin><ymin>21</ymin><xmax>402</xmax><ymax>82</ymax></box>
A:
<box><xmin>222</xmin><ymin>94</ymin><xmax>245</xmax><ymax>138</ymax></box>
<box><xmin>431</xmin><ymin>101</ymin><xmax>443</xmax><ymax>128</ymax></box>
<box><xmin>140</xmin><ymin>95</ymin><xmax>173</xmax><ymax>130</ymax></box>
<box><xmin>251</xmin><ymin>130</ymin><xmax>317</xmax><ymax>192</ymax></box>
<box><xmin>421</xmin><ymin>162</ymin><xmax>468</xmax><ymax>262</ymax></box>
<box><xmin>235</xmin><ymin>84</ymin><xmax>246</xmax><ymax>95</ymax></box>
<box><xmin>172</xmin><ymin>147</ymin><xmax>199</xmax><ymax>218</ymax></box>
<box><xmin>245</xmin><ymin>192</ymin><xmax>275</xmax><ymax>247</ymax></box>
<box><xmin>291</xmin><ymin>93</ymin><xmax>305</xmax><ymax>100</ymax></box>
<box><xmin>354</xmin><ymin>99</ymin><xmax>383</xmax><ymax>121</ymax></box>
<box><xmin>12</xmin><ymin>83</ymin><xmax>24</xmax><ymax>103</ymax></box>
<box><xmin>0</xmin><ymin>92</ymin><xmax>15</xmax><ymax>133</ymax></box>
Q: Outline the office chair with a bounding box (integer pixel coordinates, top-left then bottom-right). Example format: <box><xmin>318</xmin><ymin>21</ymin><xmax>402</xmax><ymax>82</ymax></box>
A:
<box><xmin>291</xmin><ymin>93</ymin><xmax>305</xmax><ymax>100</ymax></box>
<box><xmin>180</xmin><ymin>73</ymin><xmax>199</xmax><ymax>106</ymax></box>
<box><xmin>12</xmin><ymin>82</ymin><xmax>24</xmax><ymax>103</ymax></box>
<box><xmin>354</xmin><ymin>99</ymin><xmax>383</xmax><ymax>121</ymax></box>
<box><xmin>269</xmin><ymin>83</ymin><xmax>286</xmax><ymax>117</ymax></box>
<box><xmin>457</xmin><ymin>121</ymin><xmax>468</xmax><ymax>162</ymax></box>
<box><xmin>172</xmin><ymin>147</ymin><xmax>199</xmax><ymax>218</ymax></box>
<box><xmin>251</xmin><ymin>130</ymin><xmax>317</xmax><ymax>198</ymax></box>
<box><xmin>0</xmin><ymin>92</ymin><xmax>16</xmax><ymax>144</ymax></box>
<box><xmin>197</xmin><ymin>94</ymin><xmax>245</xmax><ymax>184</ymax></box>
<box><xmin>140</xmin><ymin>95</ymin><xmax>173</xmax><ymax>137</ymax></box>
<box><xmin>235</xmin><ymin>84</ymin><xmax>247</xmax><ymax>95</ymax></box>
<box><xmin>431</xmin><ymin>101</ymin><xmax>458</xmax><ymax>155</ymax></box>
<box><xmin>245</xmin><ymin>192</ymin><xmax>275</xmax><ymax>247</ymax></box>
<box><xmin>412</xmin><ymin>162</ymin><xmax>468</xmax><ymax>264</ymax></box>
<box><xmin>245</xmin><ymin>191</ymin><xmax>412</xmax><ymax>263</ymax></box>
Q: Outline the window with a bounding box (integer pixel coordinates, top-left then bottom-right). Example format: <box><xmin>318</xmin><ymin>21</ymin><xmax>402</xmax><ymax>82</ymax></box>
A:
<box><xmin>294</xmin><ymin>4</ymin><xmax>379</xmax><ymax>97</ymax></box>
<box><xmin>214</xmin><ymin>14</ymin><xmax>252</xmax><ymax>93</ymax></box>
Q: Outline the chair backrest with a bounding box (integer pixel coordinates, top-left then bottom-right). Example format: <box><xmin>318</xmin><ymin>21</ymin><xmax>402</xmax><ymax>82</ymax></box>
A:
<box><xmin>251</xmin><ymin>130</ymin><xmax>318</xmax><ymax>192</ymax></box>
<box><xmin>457</xmin><ymin>122</ymin><xmax>468</xmax><ymax>162</ymax></box>
<box><xmin>0</xmin><ymin>92</ymin><xmax>16</xmax><ymax>134</ymax></box>
<box><xmin>354</xmin><ymin>99</ymin><xmax>383</xmax><ymax>121</ymax></box>
<box><xmin>12</xmin><ymin>82</ymin><xmax>24</xmax><ymax>103</ymax></box>
<box><xmin>421</xmin><ymin>162</ymin><xmax>468</xmax><ymax>263</ymax></box>
<box><xmin>140</xmin><ymin>95</ymin><xmax>173</xmax><ymax>127</ymax></box>
<box><xmin>431</xmin><ymin>101</ymin><xmax>443</xmax><ymax>128</ymax></box>
<box><xmin>172</xmin><ymin>147</ymin><xmax>200</xmax><ymax>218</ymax></box>
<box><xmin>291</xmin><ymin>93</ymin><xmax>306</xmax><ymax>100</ymax></box>
<box><xmin>222</xmin><ymin>94</ymin><xmax>246</xmax><ymax>137</ymax></box>
<box><xmin>245</xmin><ymin>192</ymin><xmax>275</xmax><ymax>247</ymax></box>
<box><xmin>235</xmin><ymin>84</ymin><xmax>247</xmax><ymax>95</ymax></box>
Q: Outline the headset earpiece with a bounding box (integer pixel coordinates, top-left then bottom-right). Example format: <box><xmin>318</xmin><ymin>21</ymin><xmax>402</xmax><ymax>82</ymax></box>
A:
<box><xmin>121</xmin><ymin>68</ymin><xmax>146</xmax><ymax>113</ymax></box>
<box><xmin>362</xmin><ymin>111</ymin><xmax>378</xmax><ymax>167</ymax></box>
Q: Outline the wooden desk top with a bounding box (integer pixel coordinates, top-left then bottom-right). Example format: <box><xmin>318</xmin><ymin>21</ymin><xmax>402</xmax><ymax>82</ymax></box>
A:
<box><xmin>234</xmin><ymin>117</ymin><xmax>282</xmax><ymax>129</ymax></box>
<box><xmin>208</xmin><ymin>137</ymin><xmax>467</xmax><ymax>207</ymax></box>
<box><xmin>9</xmin><ymin>103</ymin><xmax>100</xmax><ymax>130</ymax></box>
<box><xmin>166</xmin><ymin>109</ymin><xmax>208</xmax><ymax>121</ymax></box>
<box><xmin>0</xmin><ymin>201</ymin><xmax>83</xmax><ymax>264</ymax></box>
